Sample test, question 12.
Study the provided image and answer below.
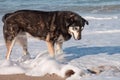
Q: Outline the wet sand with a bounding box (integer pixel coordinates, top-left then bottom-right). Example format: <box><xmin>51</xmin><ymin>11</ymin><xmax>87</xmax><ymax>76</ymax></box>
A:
<box><xmin>0</xmin><ymin>74</ymin><xmax>65</xmax><ymax>80</ymax></box>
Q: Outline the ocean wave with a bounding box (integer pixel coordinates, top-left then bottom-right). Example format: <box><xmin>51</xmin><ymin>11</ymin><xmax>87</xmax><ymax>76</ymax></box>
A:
<box><xmin>84</xmin><ymin>30</ymin><xmax>120</xmax><ymax>35</ymax></box>
<box><xmin>85</xmin><ymin>16</ymin><xmax>118</xmax><ymax>20</ymax></box>
<box><xmin>0</xmin><ymin>0</ymin><xmax>120</xmax><ymax>14</ymax></box>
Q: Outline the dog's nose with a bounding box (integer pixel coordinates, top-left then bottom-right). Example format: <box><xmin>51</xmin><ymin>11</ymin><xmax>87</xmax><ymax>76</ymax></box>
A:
<box><xmin>77</xmin><ymin>36</ymin><xmax>81</xmax><ymax>40</ymax></box>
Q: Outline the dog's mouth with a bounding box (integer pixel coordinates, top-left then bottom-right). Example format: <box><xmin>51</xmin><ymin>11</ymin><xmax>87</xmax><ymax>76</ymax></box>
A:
<box><xmin>71</xmin><ymin>32</ymin><xmax>81</xmax><ymax>40</ymax></box>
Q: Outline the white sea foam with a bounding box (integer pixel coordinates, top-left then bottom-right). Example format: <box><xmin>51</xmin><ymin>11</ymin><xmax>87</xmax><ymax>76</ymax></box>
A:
<box><xmin>83</xmin><ymin>30</ymin><xmax>120</xmax><ymax>35</ymax></box>
<box><xmin>0</xmin><ymin>53</ymin><xmax>83</xmax><ymax>79</ymax></box>
<box><xmin>0</xmin><ymin>52</ymin><xmax>120</xmax><ymax>80</ymax></box>
<box><xmin>0</xmin><ymin>60</ymin><xmax>25</xmax><ymax>74</ymax></box>
<box><xmin>85</xmin><ymin>16</ymin><xmax>118</xmax><ymax>20</ymax></box>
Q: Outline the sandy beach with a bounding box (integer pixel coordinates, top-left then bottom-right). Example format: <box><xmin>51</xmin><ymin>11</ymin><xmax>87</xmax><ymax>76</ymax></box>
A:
<box><xmin>0</xmin><ymin>74</ymin><xmax>65</xmax><ymax>80</ymax></box>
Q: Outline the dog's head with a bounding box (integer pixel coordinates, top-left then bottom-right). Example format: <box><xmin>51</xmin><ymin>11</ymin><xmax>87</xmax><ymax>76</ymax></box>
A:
<box><xmin>65</xmin><ymin>12</ymin><xmax>89</xmax><ymax>40</ymax></box>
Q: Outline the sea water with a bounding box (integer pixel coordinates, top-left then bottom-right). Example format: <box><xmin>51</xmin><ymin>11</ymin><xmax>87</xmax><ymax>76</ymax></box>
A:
<box><xmin>0</xmin><ymin>0</ymin><xmax>120</xmax><ymax>80</ymax></box>
<box><xmin>0</xmin><ymin>0</ymin><xmax>120</xmax><ymax>14</ymax></box>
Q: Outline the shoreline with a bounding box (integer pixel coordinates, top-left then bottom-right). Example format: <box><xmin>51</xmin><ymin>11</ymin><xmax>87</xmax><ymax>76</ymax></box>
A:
<box><xmin>0</xmin><ymin>74</ymin><xmax>65</xmax><ymax>80</ymax></box>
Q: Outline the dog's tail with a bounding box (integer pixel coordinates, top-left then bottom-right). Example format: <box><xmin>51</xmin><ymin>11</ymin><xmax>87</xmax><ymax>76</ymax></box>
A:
<box><xmin>2</xmin><ymin>13</ymin><xmax>12</xmax><ymax>22</ymax></box>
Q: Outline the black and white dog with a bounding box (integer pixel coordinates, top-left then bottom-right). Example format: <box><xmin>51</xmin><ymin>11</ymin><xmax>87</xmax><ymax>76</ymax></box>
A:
<box><xmin>2</xmin><ymin>10</ymin><xmax>88</xmax><ymax>60</ymax></box>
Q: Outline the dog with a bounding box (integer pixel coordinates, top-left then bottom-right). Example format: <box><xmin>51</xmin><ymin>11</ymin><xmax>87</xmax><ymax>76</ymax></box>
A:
<box><xmin>2</xmin><ymin>10</ymin><xmax>88</xmax><ymax>60</ymax></box>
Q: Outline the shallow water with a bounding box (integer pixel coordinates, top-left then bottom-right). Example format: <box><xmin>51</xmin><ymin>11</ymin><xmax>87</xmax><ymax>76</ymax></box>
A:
<box><xmin>0</xmin><ymin>0</ymin><xmax>120</xmax><ymax>14</ymax></box>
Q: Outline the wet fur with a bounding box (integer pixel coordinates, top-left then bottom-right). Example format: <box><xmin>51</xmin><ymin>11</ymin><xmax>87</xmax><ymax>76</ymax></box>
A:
<box><xmin>2</xmin><ymin>10</ymin><xmax>88</xmax><ymax>60</ymax></box>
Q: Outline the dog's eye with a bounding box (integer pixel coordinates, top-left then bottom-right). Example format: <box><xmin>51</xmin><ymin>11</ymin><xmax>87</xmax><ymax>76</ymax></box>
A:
<box><xmin>73</xmin><ymin>27</ymin><xmax>79</xmax><ymax>31</ymax></box>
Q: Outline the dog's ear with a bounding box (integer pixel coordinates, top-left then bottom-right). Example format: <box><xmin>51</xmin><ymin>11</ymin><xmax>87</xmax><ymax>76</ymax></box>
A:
<box><xmin>68</xmin><ymin>13</ymin><xmax>89</xmax><ymax>26</ymax></box>
<box><xmin>81</xmin><ymin>17</ymin><xmax>89</xmax><ymax>27</ymax></box>
<box><xmin>83</xmin><ymin>18</ymin><xmax>89</xmax><ymax>25</ymax></box>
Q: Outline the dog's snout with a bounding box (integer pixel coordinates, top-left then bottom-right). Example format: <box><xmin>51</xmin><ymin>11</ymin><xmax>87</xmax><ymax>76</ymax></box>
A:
<box><xmin>77</xmin><ymin>34</ymin><xmax>81</xmax><ymax>40</ymax></box>
<box><xmin>77</xmin><ymin>36</ymin><xmax>81</xmax><ymax>40</ymax></box>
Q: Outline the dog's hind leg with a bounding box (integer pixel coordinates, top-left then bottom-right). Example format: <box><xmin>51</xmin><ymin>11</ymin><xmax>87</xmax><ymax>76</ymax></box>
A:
<box><xmin>5</xmin><ymin>39</ymin><xmax>16</xmax><ymax>60</ymax></box>
<box><xmin>16</xmin><ymin>32</ymin><xmax>29</xmax><ymax>56</ymax></box>
<box><xmin>3</xmin><ymin>24</ymin><xmax>19</xmax><ymax>60</ymax></box>
<box><xmin>16</xmin><ymin>32</ymin><xmax>31</xmax><ymax>62</ymax></box>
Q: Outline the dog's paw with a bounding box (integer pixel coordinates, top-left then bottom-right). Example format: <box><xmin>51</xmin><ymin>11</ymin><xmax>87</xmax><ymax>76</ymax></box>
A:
<box><xmin>17</xmin><ymin>54</ymin><xmax>31</xmax><ymax>62</ymax></box>
<box><xmin>55</xmin><ymin>49</ymin><xmax>64</xmax><ymax>55</ymax></box>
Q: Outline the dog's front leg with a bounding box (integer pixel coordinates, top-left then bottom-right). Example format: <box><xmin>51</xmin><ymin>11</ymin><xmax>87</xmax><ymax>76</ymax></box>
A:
<box><xmin>46</xmin><ymin>41</ymin><xmax>55</xmax><ymax>57</ymax></box>
<box><xmin>55</xmin><ymin>42</ymin><xmax>63</xmax><ymax>55</ymax></box>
